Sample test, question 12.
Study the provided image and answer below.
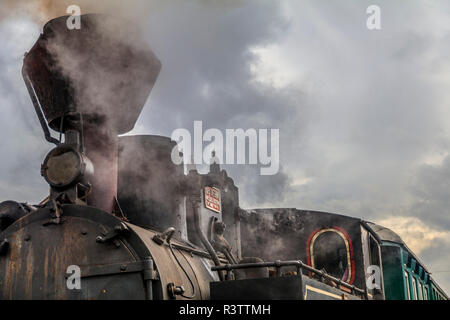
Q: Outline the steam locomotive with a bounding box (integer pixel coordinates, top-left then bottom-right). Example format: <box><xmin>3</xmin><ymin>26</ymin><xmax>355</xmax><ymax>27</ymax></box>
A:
<box><xmin>0</xmin><ymin>14</ymin><xmax>447</xmax><ymax>300</ymax></box>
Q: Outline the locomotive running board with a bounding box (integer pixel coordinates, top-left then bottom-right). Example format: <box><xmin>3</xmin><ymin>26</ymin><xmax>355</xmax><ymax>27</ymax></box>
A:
<box><xmin>75</xmin><ymin>260</ymin><xmax>158</xmax><ymax>280</ymax></box>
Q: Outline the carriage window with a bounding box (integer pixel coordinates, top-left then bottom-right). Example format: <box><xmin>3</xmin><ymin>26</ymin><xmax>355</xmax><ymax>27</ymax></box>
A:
<box><xmin>309</xmin><ymin>229</ymin><xmax>351</xmax><ymax>282</ymax></box>
<box><xmin>418</xmin><ymin>281</ymin><xmax>423</xmax><ymax>300</ymax></box>
<box><xmin>369</xmin><ymin>236</ymin><xmax>380</xmax><ymax>268</ymax></box>
<box><xmin>411</xmin><ymin>277</ymin><xmax>417</xmax><ymax>300</ymax></box>
<box><xmin>404</xmin><ymin>271</ymin><xmax>411</xmax><ymax>300</ymax></box>
<box><xmin>424</xmin><ymin>286</ymin><xmax>428</xmax><ymax>300</ymax></box>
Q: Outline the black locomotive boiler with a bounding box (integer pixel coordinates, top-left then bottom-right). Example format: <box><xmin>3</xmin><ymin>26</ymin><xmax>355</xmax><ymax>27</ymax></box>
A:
<box><xmin>1</xmin><ymin>14</ymin><xmax>445</xmax><ymax>301</ymax></box>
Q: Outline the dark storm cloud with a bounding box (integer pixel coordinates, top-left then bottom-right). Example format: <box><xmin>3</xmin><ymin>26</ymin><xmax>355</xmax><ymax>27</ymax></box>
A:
<box><xmin>258</xmin><ymin>0</ymin><xmax>450</xmax><ymax>291</ymax></box>
<box><xmin>409</xmin><ymin>155</ymin><xmax>450</xmax><ymax>230</ymax></box>
<box><xmin>264</xmin><ymin>0</ymin><xmax>450</xmax><ymax>219</ymax></box>
<box><xmin>130</xmin><ymin>0</ymin><xmax>310</xmax><ymax>206</ymax></box>
<box><xmin>0</xmin><ymin>0</ymin><xmax>306</xmax><ymax>206</ymax></box>
<box><xmin>0</xmin><ymin>18</ymin><xmax>49</xmax><ymax>203</ymax></box>
<box><xmin>420</xmin><ymin>240</ymin><xmax>450</xmax><ymax>294</ymax></box>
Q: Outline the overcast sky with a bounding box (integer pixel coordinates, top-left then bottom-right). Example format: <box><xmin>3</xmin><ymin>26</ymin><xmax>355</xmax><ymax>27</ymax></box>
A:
<box><xmin>1</xmin><ymin>0</ymin><xmax>449</xmax><ymax>293</ymax></box>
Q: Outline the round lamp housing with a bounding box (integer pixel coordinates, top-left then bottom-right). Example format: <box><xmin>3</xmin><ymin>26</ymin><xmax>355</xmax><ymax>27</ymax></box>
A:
<box><xmin>42</xmin><ymin>145</ymin><xmax>93</xmax><ymax>188</ymax></box>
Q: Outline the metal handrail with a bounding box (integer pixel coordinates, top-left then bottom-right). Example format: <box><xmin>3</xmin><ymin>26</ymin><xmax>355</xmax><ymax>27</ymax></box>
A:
<box><xmin>211</xmin><ymin>259</ymin><xmax>366</xmax><ymax>296</ymax></box>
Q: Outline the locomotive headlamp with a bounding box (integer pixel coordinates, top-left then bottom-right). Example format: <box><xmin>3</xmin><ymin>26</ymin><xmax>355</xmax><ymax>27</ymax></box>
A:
<box><xmin>41</xmin><ymin>145</ymin><xmax>93</xmax><ymax>188</ymax></box>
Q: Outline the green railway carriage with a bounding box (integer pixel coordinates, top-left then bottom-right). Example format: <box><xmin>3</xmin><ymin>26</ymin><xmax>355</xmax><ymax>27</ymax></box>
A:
<box><xmin>365</xmin><ymin>223</ymin><xmax>448</xmax><ymax>300</ymax></box>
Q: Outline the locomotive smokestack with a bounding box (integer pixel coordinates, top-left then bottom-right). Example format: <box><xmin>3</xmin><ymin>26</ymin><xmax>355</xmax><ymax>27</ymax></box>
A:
<box><xmin>22</xmin><ymin>14</ymin><xmax>161</xmax><ymax>212</ymax></box>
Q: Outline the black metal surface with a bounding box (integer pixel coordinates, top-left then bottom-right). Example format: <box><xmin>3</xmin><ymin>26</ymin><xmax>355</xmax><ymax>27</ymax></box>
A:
<box><xmin>0</xmin><ymin>239</ymin><xmax>8</xmax><ymax>256</ymax></box>
<box><xmin>211</xmin><ymin>274</ymin><xmax>362</xmax><ymax>300</ymax></box>
<box><xmin>78</xmin><ymin>260</ymin><xmax>155</xmax><ymax>279</ymax></box>
<box><xmin>0</xmin><ymin>201</ymin><xmax>32</xmax><ymax>231</ymax></box>
<box><xmin>0</xmin><ymin>205</ymin><xmax>149</xmax><ymax>299</ymax></box>
<box><xmin>211</xmin><ymin>259</ymin><xmax>366</xmax><ymax>295</ymax></box>
<box><xmin>22</xmin><ymin>73</ymin><xmax>60</xmax><ymax>145</ymax></box>
<box><xmin>211</xmin><ymin>276</ymin><xmax>304</xmax><ymax>300</ymax></box>
<box><xmin>22</xmin><ymin>14</ymin><xmax>161</xmax><ymax>134</ymax></box>
<box><xmin>239</xmin><ymin>209</ymin><xmax>368</xmax><ymax>290</ymax></box>
<box><xmin>118</xmin><ymin>135</ymin><xmax>186</xmax><ymax>239</ymax></box>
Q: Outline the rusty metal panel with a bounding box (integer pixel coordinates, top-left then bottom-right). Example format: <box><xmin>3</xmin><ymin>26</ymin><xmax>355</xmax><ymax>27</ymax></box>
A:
<box><xmin>0</xmin><ymin>205</ymin><xmax>148</xmax><ymax>299</ymax></box>
<box><xmin>126</xmin><ymin>223</ymin><xmax>218</xmax><ymax>300</ymax></box>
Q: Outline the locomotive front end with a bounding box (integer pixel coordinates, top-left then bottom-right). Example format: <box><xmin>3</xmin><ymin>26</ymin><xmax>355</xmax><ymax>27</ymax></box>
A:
<box><xmin>0</xmin><ymin>14</ymin><xmax>219</xmax><ymax>300</ymax></box>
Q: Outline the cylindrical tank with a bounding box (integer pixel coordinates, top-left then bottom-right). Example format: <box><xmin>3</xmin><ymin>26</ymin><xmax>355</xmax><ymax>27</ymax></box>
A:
<box><xmin>0</xmin><ymin>204</ymin><xmax>217</xmax><ymax>300</ymax></box>
<box><xmin>117</xmin><ymin>135</ymin><xmax>188</xmax><ymax>241</ymax></box>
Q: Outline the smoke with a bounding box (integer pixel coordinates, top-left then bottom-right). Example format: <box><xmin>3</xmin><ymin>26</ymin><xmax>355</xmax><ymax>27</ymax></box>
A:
<box><xmin>240</xmin><ymin>208</ymin><xmax>308</xmax><ymax>261</ymax></box>
<box><xmin>0</xmin><ymin>0</ymin><xmax>246</xmax><ymax>25</ymax></box>
<box><xmin>18</xmin><ymin>9</ymin><xmax>165</xmax><ymax>211</ymax></box>
<box><xmin>0</xmin><ymin>0</ymin><xmax>298</xmax><ymax>210</ymax></box>
<box><xmin>0</xmin><ymin>0</ymin><xmax>83</xmax><ymax>23</ymax></box>
<box><xmin>40</xmin><ymin>14</ymin><xmax>160</xmax><ymax>132</ymax></box>
<box><xmin>17</xmin><ymin>0</ymin><xmax>251</xmax><ymax>132</ymax></box>
<box><xmin>0</xmin><ymin>1</ymin><xmax>122</xmax><ymax>23</ymax></box>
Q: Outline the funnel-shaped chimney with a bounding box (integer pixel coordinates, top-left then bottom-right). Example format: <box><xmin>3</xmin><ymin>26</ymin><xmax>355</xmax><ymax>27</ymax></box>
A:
<box><xmin>23</xmin><ymin>14</ymin><xmax>161</xmax><ymax>134</ymax></box>
<box><xmin>23</xmin><ymin>14</ymin><xmax>161</xmax><ymax>212</ymax></box>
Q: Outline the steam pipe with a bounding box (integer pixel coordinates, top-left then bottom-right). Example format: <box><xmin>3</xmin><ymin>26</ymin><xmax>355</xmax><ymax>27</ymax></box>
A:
<box><xmin>169</xmin><ymin>243</ymin><xmax>228</xmax><ymax>263</ymax></box>
<box><xmin>189</xmin><ymin>194</ymin><xmax>224</xmax><ymax>281</ymax></box>
<box><xmin>22</xmin><ymin>70</ymin><xmax>59</xmax><ymax>146</ymax></box>
<box><xmin>143</xmin><ymin>257</ymin><xmax>154</xmax><ymax>300</ymax></box>
<box><xmin>83</xmin><ymin>125</ymin><xmax>118</xmax><ymax>213</ymax></box>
